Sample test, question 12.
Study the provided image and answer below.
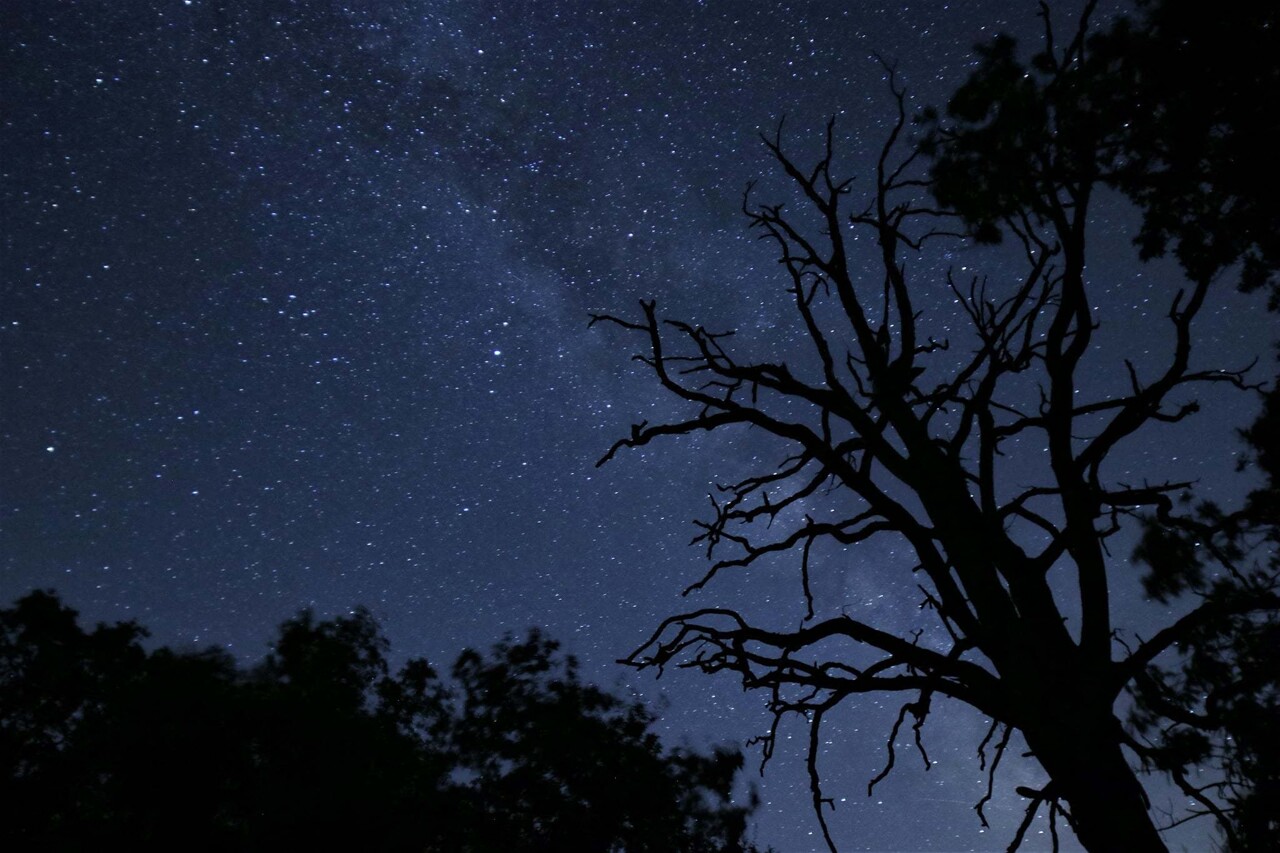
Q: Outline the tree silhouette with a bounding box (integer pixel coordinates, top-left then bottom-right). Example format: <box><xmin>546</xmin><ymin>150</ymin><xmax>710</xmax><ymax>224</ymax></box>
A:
<box><xmin>0</xmin><ymin>592</ymin><xmax>762</xmax><ymax>852</ymax></box>
<box><xmin>926</xmin><ymin>0</ymin><xmax>1280</xmax><ymax>302</ymax></box>
<box><xmin>447</xmin><ymin>629</ymin><xmax>758</xmax><ymax>853</ymax></box>
<box><xmin>591</xmin><ymin>3</ymin><xmax>1278</xmax><ymax>850</ymax></box>
<box><xmin>1127</xmin><ymin>380</ymin><xmax>1280</xmax><ymax>852</ymax></box>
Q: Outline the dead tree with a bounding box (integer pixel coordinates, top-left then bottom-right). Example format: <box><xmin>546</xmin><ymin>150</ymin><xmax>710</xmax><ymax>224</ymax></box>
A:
<box><xmin>591</xmin><ymin>24</ymin><xmax>1277</xmax><ymax>852</ymax></box>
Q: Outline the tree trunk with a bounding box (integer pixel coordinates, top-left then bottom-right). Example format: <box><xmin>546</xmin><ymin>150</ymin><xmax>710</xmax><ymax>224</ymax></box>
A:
<box><xmin>1022</xmin><ymin>709</ymin><xmax>1168</xmax><ymax>853</ymax></box>
<box><xmin>1055</xmin><ymin>749</ymin><xmax>1166</xmax><ymax>852</ymax></box>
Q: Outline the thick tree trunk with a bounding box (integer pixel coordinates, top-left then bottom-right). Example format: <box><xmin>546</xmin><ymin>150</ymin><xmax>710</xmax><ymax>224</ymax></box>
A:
<box><xmin>1050</xmin><ymin>747</ymin><xmax>1166</xmax><ymax>852</ymax></box>
<box><xmin>1021</xmin><ymin>707</ymin><xmax>1167</xmax><ymax>853</ymax></box>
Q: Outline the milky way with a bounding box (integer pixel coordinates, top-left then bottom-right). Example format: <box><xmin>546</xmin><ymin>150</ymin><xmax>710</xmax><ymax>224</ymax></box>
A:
<box><xmin>3</xmin><ymin>2</ymin><xmax>1272</xmax><ymax>849</ymax></box>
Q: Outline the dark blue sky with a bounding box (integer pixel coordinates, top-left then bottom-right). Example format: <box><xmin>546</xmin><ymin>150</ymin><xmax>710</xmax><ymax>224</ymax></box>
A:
<box><xmin>3</xmin><ymin>2</ymin><xmax>1272</xmax><ymax>849</ymax></box>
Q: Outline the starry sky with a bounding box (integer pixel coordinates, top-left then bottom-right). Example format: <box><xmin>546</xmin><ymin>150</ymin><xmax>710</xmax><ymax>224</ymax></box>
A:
<box><xmin>3</xmin><ymin>2</ymin><xmax>1274</xmax><ymax>850</ymax></box>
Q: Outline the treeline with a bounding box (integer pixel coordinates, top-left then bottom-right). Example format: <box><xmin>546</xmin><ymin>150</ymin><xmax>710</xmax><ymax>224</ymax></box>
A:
<box><xmin>1</xmin><ymin>591</ymin><xmax>763</xmax><ymax>851</ymax></box>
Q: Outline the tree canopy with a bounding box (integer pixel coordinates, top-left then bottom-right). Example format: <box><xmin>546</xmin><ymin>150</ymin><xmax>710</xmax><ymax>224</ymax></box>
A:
<box><xmin>926</xmin><ymin>0</ymin><xmax>1280</xmax><ymax>299</ymax></box>
<box><xmin>0</xmin><ymin>590</ymin><xmax>762</xmax><ymax>852</ymax></box>
<box><xmin>593</xmin><ymin>2</ymin><xmax>1279</xmax><ymax>850</ymax></box>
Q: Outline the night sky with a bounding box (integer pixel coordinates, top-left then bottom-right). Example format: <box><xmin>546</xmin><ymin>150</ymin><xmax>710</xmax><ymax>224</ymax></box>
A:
<box><xmin>3</xmin><ymin>2</ymin><xmax>1274</xmax><ymax>850</ymax></box>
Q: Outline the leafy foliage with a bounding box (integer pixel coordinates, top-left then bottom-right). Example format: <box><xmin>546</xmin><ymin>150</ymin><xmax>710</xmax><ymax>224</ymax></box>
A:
<box><xmin>1130</xmin><ymin>382</ymin><xmax>1280</xmax><ymax>851</ymax></box>
<box><xmin>925</xmin><ymin>0</ymin><xmax>1280</xmax><ymax>297</ymax></box>
<box><xmin>0</xmin><ymin>592</ymin><xmax>760</xmax><ymax>852</ymax></box>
